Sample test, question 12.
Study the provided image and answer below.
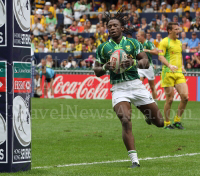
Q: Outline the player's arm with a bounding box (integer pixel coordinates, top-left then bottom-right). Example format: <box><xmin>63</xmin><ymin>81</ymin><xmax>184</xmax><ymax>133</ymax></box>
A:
<box><xmin>158</xmin><ymin>41</ymin><xmax>178</xmax><ymax>72</ymax></box>
<box><xmin>121</xmin><ymin>40</ymin><xmax>149</xmax><ymax>69</ymax></box>
<box><xmin>144</xmin><ymin>42</ymin><xmax>160</xmax><ymax>55</ymax></box>
<box><xmin>93</xmin><ymin>45</ymin><xmax>115</xmax><ymax>77</ymax></box>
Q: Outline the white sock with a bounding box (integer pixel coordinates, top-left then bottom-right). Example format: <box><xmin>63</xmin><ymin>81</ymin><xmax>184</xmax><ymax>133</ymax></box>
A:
<box><xmin>128</xmin><ymin>150</ymin><xmax>139</xmax><ymax>164</ymax></box>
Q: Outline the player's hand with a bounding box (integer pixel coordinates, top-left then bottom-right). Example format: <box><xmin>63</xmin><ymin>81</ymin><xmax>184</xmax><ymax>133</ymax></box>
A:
<box><xmin>103</xmin><ymin>61</ymin><xmax>115</xmax><ymax>71</ymax></box>
<box><xmin>158</xmin><ymin>50</ymin><xmax>163</xmax><ymax>53</ymax></box>
<box><xmin>169</xmin><ymin>64</ymin><xmax>178</xmax><ymax>72</ymax></box>
<box><xmin>120</xmin><ymin>55</ymin><xmax>135</xmax><ymax>69</ymax></box>
<box><xmin>182</xmin><ymin>67</ymin><xmax>187</xmax><ymax>73</ymax></box>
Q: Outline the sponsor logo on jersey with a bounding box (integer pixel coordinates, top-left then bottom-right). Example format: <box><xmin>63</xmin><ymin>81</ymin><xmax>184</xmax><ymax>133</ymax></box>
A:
<box><xmin>125</xmin><ymin>45</ymin><xmax>131</xmax><ymax>51</ymax></box>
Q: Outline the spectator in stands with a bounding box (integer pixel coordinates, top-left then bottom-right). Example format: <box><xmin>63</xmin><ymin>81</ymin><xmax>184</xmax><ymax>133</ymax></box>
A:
<box><xmin>116</xmin><ymin>0</ymin><xmax>128</xmax><ymax>10</ymax></box>
<box><xmin>180</xmin><ymin>32</ymin><xmax>189</xmax><ymax>45</ymax></box>
<box><xmin>85</xmin><ymin>55</ymin><xmax>94</xmax><ymax>68</ymax></box>
<box><xmin>57</xmin><ymin>0</ymin><xmax>66</xmax><ymax>12</ymax></box>
<box><xmin>82</xmin><ymin>44</ymin><xmax>88</xmax><ymax>53</ymax></box>
<box><xmin>44</xmin><ymin>2</ymin><xmax>56</xmax><ymax>18</ymax></box>
<box><xmin>88</xmin><ymin>36</ymin><xmax>97</xmax><ymax>52</ymax></box>
<box><xmin>135</xmin><ymin>0</ymin><xmax>142</xmax><ymax>12</ymax></box>
<box><xmin>46</xmin><ymin>55</ymin><xmax>53</xmax><ymax>67</ymax></box>
<box><xmin>172</xmin><ymin>15</ymin><xmax>180</xmax><ymax>26</ymax></box>
<box><xmin>131</xmin><ymin>4</ymin><xmax>141</xmax><ymax>15</ymax></box>
<box><xmin>84</xmin><ymin>0</ymin><xmax>92</xmax><ymax>12</ymax></box>
<box><xmin>191</xmin><ymin>52</ymin><xmax>200</xmax><ymax>68</ymax></box>
<box><xmin>84</xmin><ymin>38</ymin><xmax>89</xmax><ymax>49</ymax></box>
<box><xmin>34</xmin><ymin>0</ymin><xmax>46</xmax><ymax>10</ymax></box>
<box><xmin>182</xmin><ymin>43</ymin><xmax>188</xmax><ymax>52</ymax></box>
<box><xmin>51</xmin><ymin>33</ymin><xmax>56</xmax><ymax>46</ymax></box>
<box><xmin>154</xmin><ymin>33</ymin><xmax>162</xmax><ymax>48</ymax></box>
<box><xmin>160</xmin><ymin>18</ymin><xmax>168</xmax><ymax>32</ymax></box>
<box><xmin>186</xmin><ymin>62</ymin><xmax>192</xmax><ymax>69</ymax></box>
<box><xmin>192</xmin><ymin>12</ymin><xmax>200</xmax><ymax>24</ymax></box>
<box><xmin>74</xmin><ymin>36</ymin><xmax>82</xmax><ymax>51</ymax></box>
<box><xmin>67</xmin><ymin>21</ymin><xmax>78</xmax><ymax>35</ymax></box>
<box><xmin>84</xmin><ymin>21</ymin><xmax>96</xmax><ymax>33</ymax></box>
<box><xmin>185</xmin><ymin>55</ymin><xmax>192</xmax><ymax>67</ymax></box>
<box><xmin>59</xmin><ymin>42</ymin><xmax>67</xmax><ymax>52</ymax></box>
<box><xmin>51</xmin><ymin>40</ymin><xmax>60</xmax><ymax>53</ymax></box>
<box><xmin>189</xmin><ymin>17</ymin><xmax>200</xmax><ymax>32</ymax></box>
<box><xmin>31</xmin><ymin>17</ymin><xmax>44</xmax><ymax>36</ymax></box>
<box><xmin>64</xmin><ymin>2</ymin><xmax>73</xmax><ymax>29</ymax></box>
<box><xmin>61</xmin><ymin>34</ymin><xmax>69</xmax><ymax>48</ymax></box>
<box><xmin>31</xmin><ymin>9</ymin><xmax>46</xmax><ymax>30</ymax></box>
<box><xmin>181</xmin><ymin>16</ymin><xmax>191</xmax><ymax>32</ymax></box>
<box><xmin>159</xmin><ymin>2</ymin><xmax>171</xmax><ymax>13</ymax></box>
<box><xmin>146</xmin><ymin>32</ymin><xmax>154</xmax><ymax>43</ymax></box>
<box><xmin>43</xmin><ymin>34</ymin><xmax>51</xmax><ymax>50</ymax></box>
<box><xmin>74</xmin><ymin>0</ymin><xmax>86</xmax><ymax>21</ymax></box>
<box><xmin>95</xmin><ymin>27</ymin><xmax>108</xmax><ymax>45</ymax></box>
<box><xmin>192</xmin><ymin>2</ymin><xmax>200</xmax><ymax>12</ymax></box>
<box><xmin>149</xmin><ymin>19</ymin><xmax>160</xmax><ymax>32</ymax></box>
<box><xmin>78</xmin><ymin>19</ymin><xmax>85</xmax><ymax>33</ymax></box>
<box><xmin>140</xmin><ymin>18</ymin><xmax>149</xmax><ymax>32</ymax></box>
<box><xmin>188</xmin><ymin>32</ymin><xmax>200</xmax><ymax>50</ymax></box>
<box><xmin>34</xmin><ymin>71</ymin><xmax>41</xmax><ymax>98</ymax></box>
<box><xmin>92</xmin><ymin>0</ymin><xmax>102</xmax><ymax>11</ymax></box>
<box><xmin>185</xmin><ymin>11</ymin><xmax>193</xmax><ymax>22</ymax></box>
<box><xmin>78</xmin><ymin>14</ymin><xmax>88</xmax><ymax>26</ymax></box>
<box><xmin>98</xmin><ymin>2</ymin><xmax>107</xmax><ymax>12</ymax></box>
<box><xmin>110</xmin><ymin>4</ymin><xmax>116</xmax><ymax>12</ymax></box>
<box><xmin>53</xmin><ymin>3</ymin><xmax>60</xmax><ymax>14</ymax></box>
<box><xmin>153</xmin><ymin>4</ymin><xmax>159</xmax><ymax>12</ymax></box>
<box><xmin>172</xmin><ymin>1</ymin><xmax>179</xmax><ymax>12</ymax></box>
<box><xmin>78</xmin><ymin>60</ymin><xmax>86</xmax><ymax>68</ymax></box>
<box><xmin>60</xmin><ymin>60</ymin><xmax>68</xmax><ymax>68</ymax></box>
<box><xmin>37</xmin><ymin>43</ymin><xmax>49</xmax><ymax>53</ymax></box>
<box><xmin>192</xmin><ymin>0</ymin><xmax>200</xmax><ymax>9</ymax></box>
<box><xmin>143</xmin><ymin>4</ymin><xmax>153</xmax><ymax>12</ymax></box>
<box><xmin>46</xmin><ymin>12</ymin><xmax>57</xmax><ymax>33</ymax></box>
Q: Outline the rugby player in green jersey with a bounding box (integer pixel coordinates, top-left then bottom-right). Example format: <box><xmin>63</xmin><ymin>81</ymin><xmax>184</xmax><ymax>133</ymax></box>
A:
<box><xmin>137</xmin><ymin>31</ymin><xmax>162</xmax><ymax>105</ymax></box>
<box><xmin>93</xmin><ymin>8</ymin><xmax>164</xmax><ymax>169</ymax></box>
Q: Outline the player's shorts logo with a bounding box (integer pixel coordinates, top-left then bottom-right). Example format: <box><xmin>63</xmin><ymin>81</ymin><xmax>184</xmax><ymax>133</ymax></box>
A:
<box><xmin>13</xmin><ymin>96</ymin><xmax>31</xmax><ymax>147</ymax></box>
<box><xmin>0</xmin><ymin>113</ymin><xmax>6</xmax><ymax>145</ymax></box>
<box><xmin>0</xmin><ymin>0</ymin><xmax>6</xmax><ymax>28</ymax></box>
<box><xmin>13</xmin><ymin>0</ymin><xmax>30</xmax><ymax>32</ymax></box>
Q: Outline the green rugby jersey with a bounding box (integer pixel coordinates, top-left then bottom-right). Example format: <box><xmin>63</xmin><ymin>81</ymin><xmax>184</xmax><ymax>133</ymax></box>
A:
<box><xmin>141</xmin><ymin>40</ymin><xmax>155</xmax><ymax>65</ymax></box>
<box><xmin>96</xmin><ymin>36</ymin><xmax>144</xmax><ymax>84</ymax></box>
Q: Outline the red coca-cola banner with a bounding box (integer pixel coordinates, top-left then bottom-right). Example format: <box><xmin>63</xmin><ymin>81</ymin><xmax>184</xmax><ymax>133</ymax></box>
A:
<box><xmin>42</xmin><ymin>75</ymin><xmax>197</xmax><ymax>101</ymax></box>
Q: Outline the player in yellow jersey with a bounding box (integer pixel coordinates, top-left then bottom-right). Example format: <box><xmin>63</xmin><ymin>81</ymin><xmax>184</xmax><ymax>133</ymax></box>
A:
<box><xmin>158</xmin><ymin>22</ymin><xmax>188</xmax><ymax>129</ymax></box>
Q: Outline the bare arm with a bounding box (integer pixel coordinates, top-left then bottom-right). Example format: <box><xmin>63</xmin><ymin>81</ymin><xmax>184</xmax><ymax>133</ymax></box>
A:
<box><xmin>136</xmin><ymin>52</ymin><xmax>149</xmax><ymax>69</ymax></box>
<box><xmin>158</xmin><ymin>55</ymin><xmax>178</xmax><ymax>72</ymax></box>
<box><xmin>93</xmin><ymin>61</ymin><xmax>106</xmax><ymax>77</ymax></box>
<box><xmin>144</xmin><ymin>48</ymin><xmax>160</xmax><ymax>55</ymax></box>
<box><xmin>40</xmin><ymin>78</ymin><xmax>42</xmax><ymax>90</ymax></box>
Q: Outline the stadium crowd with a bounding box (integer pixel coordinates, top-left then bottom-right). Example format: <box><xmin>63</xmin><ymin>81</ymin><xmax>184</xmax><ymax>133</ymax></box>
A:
<box><xmin>31</xmin><ymin>0</ymin><xmax>200</xmax><ymax>69</ymax></box>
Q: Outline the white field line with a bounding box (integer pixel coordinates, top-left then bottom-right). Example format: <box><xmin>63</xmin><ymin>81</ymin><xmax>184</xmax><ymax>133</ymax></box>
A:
<box><xmin>33</xmin><ymin>152</ymin><xmax>200</xmax><ymax>169</ymax></box>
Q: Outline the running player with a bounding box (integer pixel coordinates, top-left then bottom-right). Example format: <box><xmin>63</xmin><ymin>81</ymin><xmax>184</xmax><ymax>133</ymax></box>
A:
<box><xmin>158</xmin><ymin>22</ymin><xmax>188</xmax><ymax>129</ymax></box>
<box><xmin>40</xmin><ymin>59</ymin><xmax>55</xmax><ymax>98</ymax></box>
<box><xmin>93</xmin><ymin>8</ymin><xmax>164</xmax><ymax>169</ymax></box>
<box><xmin>137</xmin><ymin>30</ymin><xmax>161</xmax><ymax>103</ymax></box>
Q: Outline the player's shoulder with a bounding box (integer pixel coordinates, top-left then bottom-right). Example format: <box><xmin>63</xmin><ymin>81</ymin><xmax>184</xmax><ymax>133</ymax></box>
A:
<box><xmin>160</xmin><ymin>37</ymin><xmax>169</xmax><ymax>45</ymax></box>
<box><xmin>126</xmin><ymin>37</ymin><xmax>140</xmax><ymax>48</ymax></box>
<box><xmin>97</xmin><ymin>41</ymin><xmax>110</xmax><ymax>50</ymax></box>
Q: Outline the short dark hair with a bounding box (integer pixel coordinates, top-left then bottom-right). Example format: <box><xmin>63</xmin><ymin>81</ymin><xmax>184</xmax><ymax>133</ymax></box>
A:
<box><xmin>167</xmin><ymin>22</ymin><xmax>178</xmax><ymax>34</ymax></box>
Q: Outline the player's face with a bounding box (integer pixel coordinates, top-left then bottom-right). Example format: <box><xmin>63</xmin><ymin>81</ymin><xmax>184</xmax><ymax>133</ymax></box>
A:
<box><xmin>107</xmin><ymin>19</ymin><xmax>123</xmax><ymax>39</ymax></box>
<box><xmin>171</xmin><ymin>25</ymin><xmax>180</xmax><ymax>39</ymax></box>
<box><xmin>137</xmin><ymin>33</ymin><xmax>142</xmax><ymax>42</ymax></box>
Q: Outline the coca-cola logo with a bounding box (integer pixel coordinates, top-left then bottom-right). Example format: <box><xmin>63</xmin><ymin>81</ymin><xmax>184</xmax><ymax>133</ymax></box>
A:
<box><xmin>52</xmin><ymin>76</ymin><xmax>110</xmax><ymax>99</ymax></box>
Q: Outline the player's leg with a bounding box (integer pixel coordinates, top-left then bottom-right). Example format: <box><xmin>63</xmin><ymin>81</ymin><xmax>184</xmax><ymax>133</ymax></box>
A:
<box><xmin>173</xmin><ymin>82</ymin><xmax>189</xmax><ymax>129</ymax></box>
<box><xmin>140</xmin><ymin>77</ymin><xmax>144</xmax><ymax>82</ymax></box>
<box><xmin>44</xmin><ymin>81</ymin><xmax>47</xmax><ymax>98</ymax></box>
<box><xmin>164</xmin><ymin>87</ymin><xmax>174</xmax><ymax>129</ymax></box>
<box><xmin>114</xmin><ymin>101</ymin><xmax>140</xmax><ymax>168</ymax></box>
<box><xmin>137</xmin><ymin>102</ymin><xmax>164</xmax><ymax>127</ymax></box>
<box><xmin>148</xmin><ymin>79</ymin><xmax>157</xmax><ymax>101</ymax></box>
<box><xmin>50</xmin><ymin>78</ymin><xmax>54</xmax><ymax>98</ymax></box>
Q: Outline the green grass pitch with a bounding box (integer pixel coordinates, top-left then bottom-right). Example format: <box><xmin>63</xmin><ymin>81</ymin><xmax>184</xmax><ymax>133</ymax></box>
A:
<box><xmin>4</xmin><ymin>99</ymin><xmax>200</xmax><ymax>176</ymax></box>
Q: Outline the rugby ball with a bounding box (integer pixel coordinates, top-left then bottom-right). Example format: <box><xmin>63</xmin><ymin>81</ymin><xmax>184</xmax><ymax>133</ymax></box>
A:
<box><xmin>110</xmin><ymin>49</ymin><xmax>128</xmax><ymax>74</ymax></box>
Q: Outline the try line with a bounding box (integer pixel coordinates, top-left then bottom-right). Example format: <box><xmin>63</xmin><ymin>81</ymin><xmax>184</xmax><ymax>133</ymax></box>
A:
<box><xmin>33</xmin><ymin>152</ymin><xmax>200</xmax><ymax>169</ymax></box>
